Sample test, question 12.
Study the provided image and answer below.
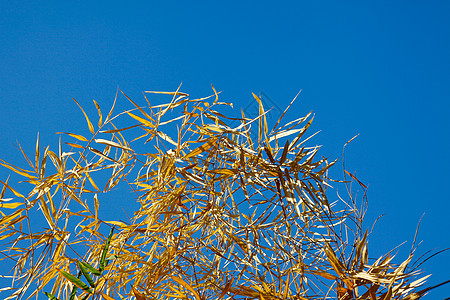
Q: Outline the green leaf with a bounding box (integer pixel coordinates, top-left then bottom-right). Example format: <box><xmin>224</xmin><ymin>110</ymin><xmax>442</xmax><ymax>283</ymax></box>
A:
<box><xmin>80</xmin><ymin>261</ymin><xmax>101</xmax><ymax>276</ymax></box>
<box><xmin>59</xmin><ymin>269</ymin><xmax>92</xmax><ymax>294</ymax></box>
<box><xmin>69</xmin><ymin>271</ymin><xmax>81</xmax><ymax>300</ymax></box>
<box><xmin>99</xmin><ymin>226</ymin><xmax>114</xmax><ymax>272</ymax></box>
<box><xmin>78</xmin><ymin>260</ymin><xmax>95</xmax><ymax>288</ymax></box>
<box><xmin>43</xmin><ymin>292</ymin><xmax>60</xmax><ymax>300</ymax></box>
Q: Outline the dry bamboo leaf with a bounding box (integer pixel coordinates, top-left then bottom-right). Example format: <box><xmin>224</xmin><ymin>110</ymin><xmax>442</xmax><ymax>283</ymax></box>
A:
<box><xmin>0</xmin><ymin>201</ymin><xmax>23</xmax><ymax>209</ymax></box>
<box><xmin>0</xmin><ymin>87</ymin><xmax>436</xmax><ymax>300</ymax></box>
<box><xmin>89</xmin><ymin>147</ymin><xmax>117</xmax><ymax>163</ymax></box>
<box><xmin>283</xmin><ymin>271</ymin><xmax>291</xmax><ymax>299</ymax></box>
<box><xmin>353</xmin><ymin>272</ymin><xmax>390</xmax><ymax>284</ymax></box>
<box><xmin>35</xmin><ymin>132</ymin><xmax>40</xmax><ymax>172</ymax></box>
<box><xmin>144</xmin><ymin>90</ymin><xmax>189</xmax><ymax>97</ymax></box>
<box><xmin>100</xmin><ymin>124</ymin><xmax>141</xmax><ymax>134</ymax></box>
<box><xmin>272</xmin><ymin>90</ymin><xmax>302</xmax><ymax>132</ymax></box>
<box><xmin>73</xmin><ymin>98</ymin><xmax>95</xmax><ymax>134</ymax></box>
<box><xmin>94</xmin><ymin>194</ymin><xmax>99</xmax><ymax>222</ymax></box>
<box><xmin>171</xmin><ymin>276</ymin><xmax>201</xmax><ymax>300</ymax></box>
<box><xmin>344</xmin><ymin>169</ymin><xmax>367</xmax><ymax>188</ymax></box>
<box><xmin>268</xmin><ymin>128</ymin><xmax>304</xmax><ymax>143</ymax></box>
<box><xmin>127</xmin><ymin>111</ymin><xmax>154</xmax><ymax>128</ymax></box>
<box><xmin>65</xmin><ymin>142</ymin><xmax>85</xmax><ymax>149</ymax></box>
<box><xmin>208</xmin><ymin>168</ymin><xmax>236</xmax><ymax>177</ymax></box>
<box><xmin>105</xmin><ymin>88</ymin><xmax>118</xmax><ymax>123</ymax></box>
<box><xmin>324</xmin><ymin>243</ymin><xmax>346</xmax><ymax>278</ymax></box>
<box><xmin>313</xmin><ymin>271</ymin><xmax>338</xmax><ymax>280</ymax></box>
<box><xmin>183</xmin><ymin>138</ymin><xmax>218</xmax><ymax>159</ymax></box>
<box><xmin>289</xmin><ymin>115</ymin><xmax>314</xmax><ymax>149</ymax></box>
<box><xmin>94</xmin><ymin>139</ymin><xmax>133</xmax><ymax>152</ymax></box>
<box><xmin>103</xmin><ymin>220</ymin><xmax>128</xmax><ymax>228</ymax></box>
<box><xmin>101</xmin><ymin>292</ymin><xmax>117</xmax><ymax>300</ymax></box>
<box><xmin>218</xmin><ymin>278</ymin><xmax>234</xmax><ymax>300</ymax></box>
<box><xmin>0</xmin><ymin>209</ymin><xmax>23</xmax><ymax>226</ymax></box>
<box><xmin>93</xmin><ymin>99</ymin><xmax>103</xmax><ymax>127</ymax></box>
<box><xmin>121</xmin><ymin>90</ymin><xmax>155</xmax><ymax>122</ymax></box>
<box><xmin>156</xmin><ymin>131</ymin><xmax>177</xmax><ymax>146</ymax></box>
<box><xmin>39</xmin><ymin>197</ymin><xmax>55</xmax><ymax>229</ymax></box>
<box><xmin>85</xmin><ymin>172</ymin><xmax>100</xmax><ymax>192</ymax></box>
<box><xmin>0</xmin><ymin>180</ymin><xmax>25</xmax><ymax>199</ymax></box>
<box><xmin>0</xmin><ymin>160</ymin><xmax>36</xmax><ymax>180</ymax></box>
<box><xmin>56</xmin><ymin>132</ymin><xmax>89</xmax><ymax>142</ymax></box>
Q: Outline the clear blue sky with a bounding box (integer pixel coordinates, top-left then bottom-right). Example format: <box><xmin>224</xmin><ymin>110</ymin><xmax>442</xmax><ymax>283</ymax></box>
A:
<box><xmin>1</xmin><ymin>1</ymin><xmax>449</xmax><ymax>298</ymax></box>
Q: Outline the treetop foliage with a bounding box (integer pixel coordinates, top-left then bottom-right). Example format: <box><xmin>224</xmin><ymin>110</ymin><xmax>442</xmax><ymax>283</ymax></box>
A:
<box><xmin>0</xmin><ymin>86</ymin><xmax>440</xmax><ymax>299</ymax></box>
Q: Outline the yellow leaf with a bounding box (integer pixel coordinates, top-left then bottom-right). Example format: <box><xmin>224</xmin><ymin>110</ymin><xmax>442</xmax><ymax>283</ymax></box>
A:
<box><xmin>218</xmin><ymin>279</ymin><xmax>234</xmax><ymax>300</ymax></box>
<box><xmin>121</xmin><ymin>90</ymin><xmax>155</xmax><ymax>122</ymax></box>
<box><xmin>65</xmin><ymin>142</ymin><xmax>85</xmax><ymax>149</ymax></box>
<box><xmin>208</xmin><ymin>168</ymin><xmax>236</xmax><ymax>177</ymax></box>
<box><xmin>57</xmin><ymin>132</ymin><xmax>89</xmax><ymax>142</ymax></box>
<box><xmin>0</xmin><ymin>180</ymin><xmax>25</xmax><ymax>199</ymax></box>
<box><xmin>324</xmin><ymin>244</ymin><xmax>346</xmax><ymax>277</ymax></box>
<box><xmin>73</xmin><ymin>98</ymin><xmax>95</xmax><ymax>134</ymax></box>
<box><xmin>93</xmin><ymin>99</ymin><xmax>103</xmax><ymax>127</ymax></box>
<box><xmin>131</xmin><ymin>286</ymin><xmax>146</xmax><ymax>300</ymax></box>
<box><xmin>313</xmin><ymin>270</ymin><xmax>337</xmax><ymax>280</ymax></box>
<box><xmin>204</xmin><ymin>124</ymin><xmax>224</xmax><ymax>133</ymax></box>
<box><xmin>156</xmin><ymin>131</ymin><xmax>177</xmax><ymax>146</ymax></box>
<box><xmin>267</xmin><ymin>128</ymin><xmax>303</xmax><ymax>142</ymax></box>
<box><xmin>0</xmin><ymin>231</ymin><xmax>16</xmax><ymax>241</ymax></box>
<box><xmin>0</xmin><ymin>209</ymin><xmax>23</xmax><ymax>227</ymax></box>
<box><xmin>52</xmin><ymin>239</ymin><xmax>65</xmax><ymax>262</ymax></box>
<box><xmin>211</xmin><ymin>84</ymin><xmax>219</xmax><ymax>104</ymax></box>
<box><xmin>39</xmin><ymin>197</ymin><xmax>55</xmax><ymax>229</ymax></box>
<box><xmin>0</xmin><ymin>202</ymin><xmax>23</xmax><ymax>209</ymax></box>
<box><xmin>284</xmin><ymin>272</ymin><xmax>290</xmax><ymax>299</ymax></box>
<box><xmin>0</xmin><ymin>160</ymin><xmax>36</xmax><ymax>180</ymax></box>
<box><xmin>101</xmin><ymin>292</ymin><xmax>116</xmax><ymax>300</ymax></box>
<box><xmin>94</xmin><ymin>194</ymin><xmax>99</xmax><ymax>222</ymax></box>
<box><xmin>35</xmin><ymin>132</ymin><xmax>40</xmax><ymax>171</ymax></box>
<box><xmin>229</xmin><ymin>234</ymin><xmax>248</xmax><ymax>253</ymax></box>
<box><xmin>171</xmin><ymin>276</ymin><xmax>201</xmax><ymax>300</ymax></box>
<box><xmin>104</xmin><ymin>220</ymin><xmax>128</xmax><ymax>228</ymax></box>
<box><xmin>144</xmin><ymin>90</ymin><xmax>189</xmax><ymax>97</ymax></box>
<box><xmin>85</xmin><ymin>172</ymin><xmax>100</xmax><ymax>192</ymax></box>
<box><xmin>183</xmin><ymin>138</ymin><xmax>218</xmax><ymax>159</ymax></box>
<box><xmin>252</xmin><ymin>92</ymin><xmax>267</xmax><ymax>143</ymax></box>
<box><xmin>94</xmin><ymin>139</ymin><xmax>133</xmax><ymax>152</ymax></box>
<box><xmin>46</xmin><ymin>192</ymin><xmax>56</xmax><ymax>219</ymax></box>
<box><xmin>127</xmin><ymin>112</ymin><xmax>154</xmax><ymax>128</ymax></box>
<box><xmin>344</xmin><ymin>169</ymin><xmax>367</xmax><ymax>188</ymax></box>
<box><xmin>89</xmin><ymin>147</ymin><xmax>117</xmax><ymax>163</ymax></box>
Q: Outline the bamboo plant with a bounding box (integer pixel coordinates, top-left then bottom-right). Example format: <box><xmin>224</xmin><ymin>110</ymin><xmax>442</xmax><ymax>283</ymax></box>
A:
<box><xmin>0</xmin><ymin>86</ymin><xmax>443</xmax><ymax>299</ymax></box>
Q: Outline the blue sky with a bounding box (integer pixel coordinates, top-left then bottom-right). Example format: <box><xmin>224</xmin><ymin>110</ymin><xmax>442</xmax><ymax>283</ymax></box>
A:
<box><xmin>1</xmin><ymin>1</ymin><xmax>450</xmax><ymax>298</ymax></box>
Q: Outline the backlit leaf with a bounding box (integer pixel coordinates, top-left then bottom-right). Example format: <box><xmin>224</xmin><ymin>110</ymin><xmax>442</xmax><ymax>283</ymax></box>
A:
<box><xmin>100</xmin><ymin>226</ymin><xmax>114</xmax><ymax>272</ymax></box>
<box><xmin>73</xmin><ymin>98</ymin><xmax>95</xmax><ymax>134</ymax></box>
<box><xmin>127</xmin><ymin>112</ymin><xmax>154</xmax><ymax>128</ymax></box>
<box><xmin>93</xmin><ymin>99</ymin><xmax>103</xmax><ymax>127</ymax></box>
<box><xmin>59</xmin><ymin>269</ymin><xmax>92</xmax><ymax>294</ymax></box>
<box><xmin>57</xmin><ymin>132</ymin><xmax>89</xmax><ymax>142</ymax></box>
<box><xmin>94</xmin><ymin>139</ymin><xmax>133</xmax><ymax>152</ymax></box>
<box><xmin>43</xmin><ymin>292</ymin><xmax>60</xmax><ymax>300</ymax></box>
<box><xmin>183</xmin><ymin>138</ymin><xmax>218</xmax><ymax>159</ymax></box>
<box><xmin>0</xmin><ymin>201</ymin><xmax>23</xmax><ymax>209</ymax></box>
<box><xmin>101</xmin><ymin>292</ymin><xmax>117</xmax><ymax>300</ymax></box>
<box><xmin>131</xmin><ymin>286</ymin><xmax>146</xmax><ymax>300</ymax></box>
<box><xmin>171</xmin><ymin>276</ymin><xmax>201</xmax><ymax>300</ymax></box>
<box><xmin>79</xmin><ymin>261</ymin><xmax>101</xmax><ymax>276</ymax></box>
<box><xmin>77</xmin><ymin>260</ymin><xmax>95</xmax><ymax>288</ymax></box>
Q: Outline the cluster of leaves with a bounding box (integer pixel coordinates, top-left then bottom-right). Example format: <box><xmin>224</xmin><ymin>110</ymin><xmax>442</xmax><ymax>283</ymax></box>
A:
<box><xmin>0</xmin><ymin>86</ymin><xmax>438</xmax><ymax>299</ymax></box>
